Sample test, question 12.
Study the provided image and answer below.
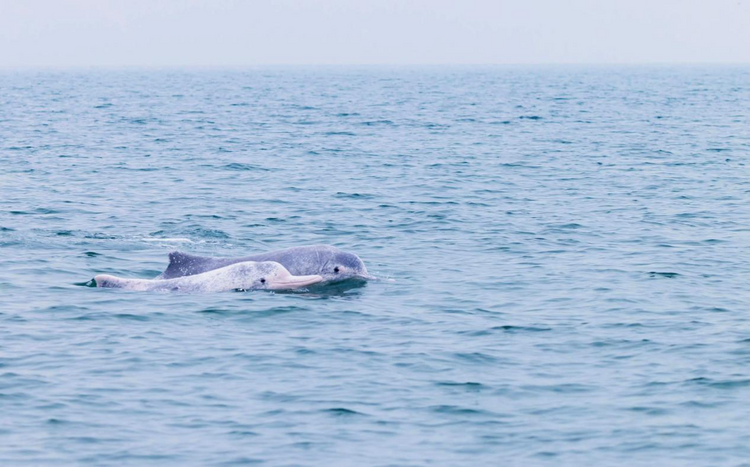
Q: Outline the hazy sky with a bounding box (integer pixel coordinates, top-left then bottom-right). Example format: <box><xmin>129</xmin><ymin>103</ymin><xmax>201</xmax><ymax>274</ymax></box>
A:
<box><xmin>1</xmin><ymin>0</ymin><xmax>748</xmax><ymax>67</ymax></box>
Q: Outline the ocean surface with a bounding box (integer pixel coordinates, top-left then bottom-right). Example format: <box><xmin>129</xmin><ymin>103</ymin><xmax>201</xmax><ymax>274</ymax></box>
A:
<box><xmin>1</xmin><ymin>66</ymin><xmax>748</xmax><ymax>466</ymax></box>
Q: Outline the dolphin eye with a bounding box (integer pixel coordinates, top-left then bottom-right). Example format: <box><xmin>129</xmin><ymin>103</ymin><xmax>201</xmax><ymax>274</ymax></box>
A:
<box><xmin>260</xmin><ymin>278</ymin><xmax>266</xmax><ymax>284</ymax></box>
<box><xmin>334</xmin><ymin>267</ymin><xmax>340</xmax><ymax>273</ymax></box>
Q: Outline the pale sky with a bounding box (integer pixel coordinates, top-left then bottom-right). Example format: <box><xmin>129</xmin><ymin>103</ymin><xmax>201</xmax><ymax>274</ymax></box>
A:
<box><xmin>1</xmin><ymin>0</ymin><xmax>748</xmax><ymax>67</ymax></box>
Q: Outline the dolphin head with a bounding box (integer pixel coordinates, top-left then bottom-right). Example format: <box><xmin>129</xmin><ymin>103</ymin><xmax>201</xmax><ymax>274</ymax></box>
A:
<box><xmin>245</xmin><ymin>261</ymin><xmax>322</xmax><ymax>291</ymax></box>
<box><xmin>321</xmin><ymin>250</ymin><xmax>375</xmax><ymax>283</ymax></box>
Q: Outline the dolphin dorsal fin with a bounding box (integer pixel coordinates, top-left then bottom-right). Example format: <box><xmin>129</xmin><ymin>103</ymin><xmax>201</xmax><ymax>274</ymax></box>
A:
<box><xmin>168</xmin><ymin>250</ymin><xmax>205</xmax><ymax>266</ymax></box>
<box><xmin>156</xmin><ymin>251</ymin><xmax>214</xmax><ymax>279</ymax></box>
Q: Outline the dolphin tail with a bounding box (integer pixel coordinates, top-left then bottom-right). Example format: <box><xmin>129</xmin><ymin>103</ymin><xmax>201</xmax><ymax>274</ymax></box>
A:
<box><xmin>95</xmin><ymin>274</ymin><xmax>151</xmax><ymax>291</ymax></box>
<box><xmin>94</xmin><ymin>274</ymin><xmax>127</xmax><ymax>288</ymax></box>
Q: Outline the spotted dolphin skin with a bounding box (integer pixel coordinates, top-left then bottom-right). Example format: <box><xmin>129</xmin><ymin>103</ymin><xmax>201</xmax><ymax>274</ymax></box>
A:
<box><xmin>156</xmin><ymin>245</ymin><xmax>375</xmax><ymax>283</ymax></box>
<box><xmin>96</xmin><ymin>261</ymin><xmax>322</xmax><ymax>293</ymax></box>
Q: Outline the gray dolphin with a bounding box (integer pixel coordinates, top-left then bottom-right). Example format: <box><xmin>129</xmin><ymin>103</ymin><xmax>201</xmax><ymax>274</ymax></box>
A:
<box><xmin>96</xmin><ymin>261</ymin><xmax>322</xmax><ymax>293</ymax></box>
<box><xmin>156</xmin><ymin>245</ymin><xmax>374</xmax><ymax>283</ymax></box>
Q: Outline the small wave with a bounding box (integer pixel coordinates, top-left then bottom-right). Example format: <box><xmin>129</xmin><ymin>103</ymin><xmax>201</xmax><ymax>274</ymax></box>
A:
<box><xmin>685</xmin><ymin>377</ymin><xmax>750</xmax><ymax>389</ymax></box>
<box><xmin>324</xmin><ymin>407</ymin><xmax>366</xmax><ymax>417</ymax></box>
<box><xmin>430</xmin><ymin>405</ymin><xmax>490</xmax><ymax>416</ymax></box>
<box><xmin>10</xmin><ymin>208</ymin><xmax>59</xmax><ymax>215</ymax></box>
<box><xmin>626</xmin><ymin>406</ymin><xmax>671</xmax><ymax>416</ymax></box>
<box><xmin>335</xmin><ymin>192</ymin><xmax>376</xmax><ymax>199</ymax></box>
<box><xmin>223</xmin><ymin>163</ymin><xmax>271</xmax><ymax>171</ymax></box>
<box><xmin>648</xmin><ymin>271</ymin><xmax>680</xmax><ymax>278</ymax></box>
<box><xmin>491</xmin><ymin>325</ymin><xmax>552</xmax><ymax>333</ymax></box>
<box><xmin>360</xmin><ymin>120</ymin><xmax>394</xmax><ymax>126</ymax></box>
<box><xmin>436</xmin><ymin>381</ymin><xmax>484</xmax><ymax>391</ymax></box>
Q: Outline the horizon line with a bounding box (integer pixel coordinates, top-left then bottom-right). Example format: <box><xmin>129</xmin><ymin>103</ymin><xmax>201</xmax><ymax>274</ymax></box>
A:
<box><xmin>1</xmin><ymin>62</ymin><xmax>748</xmax><ymax>71</ymax></box>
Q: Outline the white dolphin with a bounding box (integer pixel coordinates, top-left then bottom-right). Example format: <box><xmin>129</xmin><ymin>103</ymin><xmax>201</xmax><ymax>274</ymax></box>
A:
<box><xmin>95</xmin><ymin>261</ymin><xmax>322</xmax><ymax>293</ymax></box>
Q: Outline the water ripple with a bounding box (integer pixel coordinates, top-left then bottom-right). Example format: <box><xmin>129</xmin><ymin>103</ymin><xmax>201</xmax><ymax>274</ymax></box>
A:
<box><xmin>0</xmin><ymin>66</ymin><xmax>748</xmax><ymax>466</ymax></box>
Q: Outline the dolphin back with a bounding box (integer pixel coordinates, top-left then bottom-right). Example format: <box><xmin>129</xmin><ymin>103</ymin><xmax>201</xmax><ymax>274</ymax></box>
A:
<box><xmin>100</xmin><ymin>263</ymin><xmax>249</xmax><ymax>292</ymax></box>
<box><xmin>156</xmin><ymin>251</ymin><xmax>244</xmax><ymax>279</ymax></box>
<box><xmin>156</xmin><ymin>246</ymin><xmax>337</xmax><ymax>280</ymax></box>
<box><xmin>95</xmin><ymin>274</ymin><xmax>153</xmax><ymax>291</ymax></box>
<box><xmin>97</xmin><ymin>261</ymin><xmax>321</xmax><ymax>293</ymax></box>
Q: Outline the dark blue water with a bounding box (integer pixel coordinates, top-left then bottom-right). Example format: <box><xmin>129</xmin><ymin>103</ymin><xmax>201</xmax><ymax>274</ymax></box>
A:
<box><xmin>1</xmin><ymin>66</ymin><xmax>748</xmax><ymax>465</ymax></box>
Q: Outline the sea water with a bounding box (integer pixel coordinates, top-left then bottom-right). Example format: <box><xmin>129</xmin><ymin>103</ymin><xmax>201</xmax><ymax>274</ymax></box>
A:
<box><xmin>0</xmin><ymin>66</ymin><xmax>748</xmax><ymax>465</ymax></box>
